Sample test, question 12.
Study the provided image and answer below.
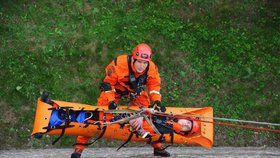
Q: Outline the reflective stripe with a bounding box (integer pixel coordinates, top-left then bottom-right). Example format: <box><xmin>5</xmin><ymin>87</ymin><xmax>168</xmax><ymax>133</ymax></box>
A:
<box><xmin>149</xmin><ymin>90</ymin><xmax>161</xmax><ymax>96</ymax></box>
<box><xmin>105</xmin><ymin>89</ymin><xmax>116</xmax><ymax>93</ymax></box>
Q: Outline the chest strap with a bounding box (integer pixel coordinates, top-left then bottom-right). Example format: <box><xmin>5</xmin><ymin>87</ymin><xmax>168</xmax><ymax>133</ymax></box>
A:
<box><xmin>127</xmin><ymin>55</ymin><xmax>149</xmax><ymax>98</ymax></box>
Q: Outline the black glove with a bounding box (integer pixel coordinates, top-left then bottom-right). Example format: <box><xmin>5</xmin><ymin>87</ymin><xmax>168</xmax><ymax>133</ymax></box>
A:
<box><xmin>149</xmin><ymin>101</ymin><xmax>166</xmax><ymax>112</ymax></box>
<box><xmin>108</xmin><ymin>101</ymin><xmax>118</xmax><ymax>110</ymax></box>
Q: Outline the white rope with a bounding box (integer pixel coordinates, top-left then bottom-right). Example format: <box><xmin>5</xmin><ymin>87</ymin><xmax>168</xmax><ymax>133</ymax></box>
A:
<box><xmin>211</xmin><ymin>116</ymin><xmax>280</xmax><ymax>127</ymax></box>
<box><xmin>84</xmin><ymin>112</ymin><xmax>93</xmax><ymax>122</ymax></box>
<box><xmin>104</xmin><ymin>110</ymin><xmax>280</xmax><ymax>127</ymax></box>
<box><xmin>173</xmin><ymin>113</ymin><xmax>280</xmax><ymax>127</ymax></box>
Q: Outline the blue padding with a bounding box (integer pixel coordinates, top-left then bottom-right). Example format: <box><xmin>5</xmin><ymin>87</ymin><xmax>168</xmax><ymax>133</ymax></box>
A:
<box><xmin>76</xmin><ymin>112</ymin><xmax>87</xmax><ymax>123</ymax></box>
<box><xmin>49</xmin><ymin>110</ymin><xmax>65</xmax><ymax>126</ymax></box>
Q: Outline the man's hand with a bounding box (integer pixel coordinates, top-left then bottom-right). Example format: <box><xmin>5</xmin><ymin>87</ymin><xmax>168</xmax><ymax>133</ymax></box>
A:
<box><xmin>142</xmin><ymin>107</ymin><xmax>156</xmax><ymax>114</ymax></box>
<box><xmin>108</xmin><ymin>101</ymin><xmax>118</xmax><ymax>110</ymax></box>
<box><xmin>149</xmin><ymin>101</ymin><xmax>166</xmax><ymax>112</ymax></box>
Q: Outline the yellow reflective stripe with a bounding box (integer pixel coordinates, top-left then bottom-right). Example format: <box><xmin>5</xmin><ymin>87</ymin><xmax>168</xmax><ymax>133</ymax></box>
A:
<box><xmin>149</xmin><ymin>90</ymin><xmax>161</xmax><ymax>96</ymax></box>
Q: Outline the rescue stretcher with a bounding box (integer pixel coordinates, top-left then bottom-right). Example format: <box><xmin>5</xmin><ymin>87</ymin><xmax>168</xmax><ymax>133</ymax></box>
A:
<box><xmin>31</xmin><ymin>93</ymin><xmax>214</xmax><ymax>149</ymax></box>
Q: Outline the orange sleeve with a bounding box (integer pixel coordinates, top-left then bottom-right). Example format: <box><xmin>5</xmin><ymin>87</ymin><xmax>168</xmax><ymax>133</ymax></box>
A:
<box><xmin>172</xmin><ymin>122</ymin><xmax>182</xmax><ymax>133</ymax></box>
<box><xmin>146</xmin><ymin>62</ymin><xmax>161</xmax><ymax>102</ymax></box>
<box><xmin>102</xmin><ymin>60</ymin><xmax>118</xmax><ymax>102</ymax></box>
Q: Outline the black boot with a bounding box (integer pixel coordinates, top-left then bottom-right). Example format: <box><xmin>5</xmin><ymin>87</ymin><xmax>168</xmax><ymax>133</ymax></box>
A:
<box><xmin>71</xmin><ymin>152</ymin><xmax>81</xmax><ymax>158</ymax></box>
<box><xmin>71</xmin><ymin>148</ymin><xmax>82</xmax><ymax>158</ymax></box>
<box><xmin>154</xmin><ymin>148</ymin><xmax>171</xmax><ymax>157</ymax></box>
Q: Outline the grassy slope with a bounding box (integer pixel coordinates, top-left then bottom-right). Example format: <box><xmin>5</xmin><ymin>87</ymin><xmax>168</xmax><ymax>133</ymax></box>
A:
<box><xmin>0</xmin><ymin>0</ymin><xmax>279</xmax><ymax>149</ymax></box>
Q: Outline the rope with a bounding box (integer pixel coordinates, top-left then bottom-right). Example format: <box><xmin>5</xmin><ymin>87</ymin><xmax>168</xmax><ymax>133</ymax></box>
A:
<box><xmin>203</xmin><ymin>120</ymin><xmax>280</xmax><ymax>134</ymax></box>
<box><xmin>84</xmin><ymin>112</ymin><xmax>93</xmax><ymax>122</ymax></box>
<box><xmin>207</xmin><ymin>116</ymin><xmax>280</xmax><ymax>127</ymax></box>
<box><xmin>155</xmin><ymin>112</ymin><xmax>280</xmax><ymax>127</ymax></box>
<box><xmin>101</xmin><ymin>109</ymin><xmax>280</xmax><ymax>134</ymax></box>
<box><xmin>154</xmin><ymin>112</ymin><xmax>280</xmax><ymax>134</ymax></box>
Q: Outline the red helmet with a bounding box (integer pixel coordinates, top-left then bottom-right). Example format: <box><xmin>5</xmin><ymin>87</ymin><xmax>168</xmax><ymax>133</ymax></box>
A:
<box><xmin>189</xmin><ymin>120</ymin><xmax>200</xmax><ymax>134</ymax></box>
<box><xmin>132</xmin><ymin>43</ymin><xmax>152</xmax><ymax>62</ymax></box>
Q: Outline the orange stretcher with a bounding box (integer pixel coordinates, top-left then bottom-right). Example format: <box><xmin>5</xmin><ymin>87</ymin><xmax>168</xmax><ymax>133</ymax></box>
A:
<box><xmin>31</xmin><ymin>96</ymin><xmax>214</xmax><ymax>148</ymax></box>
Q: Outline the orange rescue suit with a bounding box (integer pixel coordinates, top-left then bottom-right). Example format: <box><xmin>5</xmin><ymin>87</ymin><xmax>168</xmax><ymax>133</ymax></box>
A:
<box><xmin>97</xmin><ymin>54</ymin><xmax>161</xmax><ymax>107</ymax></box>
<box><xmin>75</xmin><ymin>54</ymin><xmax>163</xmax><ymax>152</ymax></box>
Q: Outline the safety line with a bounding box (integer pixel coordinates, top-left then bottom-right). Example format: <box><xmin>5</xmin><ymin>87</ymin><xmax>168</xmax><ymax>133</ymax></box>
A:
<box><xmin>155</xmin><ymin>112</ymin><xmax>280</xmax><ymax>127</ymax></box>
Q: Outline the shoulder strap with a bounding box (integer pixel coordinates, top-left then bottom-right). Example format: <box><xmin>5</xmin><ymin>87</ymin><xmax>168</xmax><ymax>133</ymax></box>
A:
<box><xmin>127</xmin><ymin>55</ymin><xmax>150</xmax><ymax>96</ymax></box>
<box><xmin>114</xmin><ymin>57</ymin><xmax>118</xmax><ymax>66</ymax></box>
<box><xmin>127</xmin><ymin>55</ymin><xmax>137</xmax><ymax>91</ymax></box>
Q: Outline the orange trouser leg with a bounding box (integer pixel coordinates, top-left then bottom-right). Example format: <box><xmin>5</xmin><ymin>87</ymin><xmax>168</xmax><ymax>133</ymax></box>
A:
<box><xmin>73</xmin><ymin>92</ymin><xmax>113</xmax><ymax>153</ymax></box>
<box><xmin>130</xmin><ymin>91</ymin><xmax>150</xmax><ymax>107</ymax></box>
<box><xmin>74</xmin><ymin>136</ymin><xmax>91</xmax><ymax>153</ymax></box>
<box><xmin>97</xmin><ymin>90</ymin><xmax>157</xmax><ymax>149</ymax></box>
<box><xmin>97</xmin><ymin>91</ymin><xmax>112</xmax><ymax>106</ymax></box>
<box><xmin>97</xmin><ymin>90</ymin><xmax>150</xmax><ymax>107</ymax></box>
<box><xmin>73</xmin><ymin>92</ymin><xmax>108</xmax><ymax>153</ymax></box>
<box><xmin>151</xmin><ymin>141</ymin><xmax>163</xmax><ymax>149</ymax></box>
<box><xmin>97</xmin><ymin>91</ymin><xmax>122</xmax><ymax>106</ymax></box>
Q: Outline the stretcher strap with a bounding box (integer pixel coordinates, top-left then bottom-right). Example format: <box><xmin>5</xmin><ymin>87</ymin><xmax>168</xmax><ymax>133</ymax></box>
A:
<box><xmin>117</xmin><ymin>132</ymin><xmax>134</xmax><ymax>151</ymax></box>
<box><xmin>73</xmin><ymin>126</ymin><xmax>107</xmax><ymax>146</ymax></box>
<box><xmin>51</xmin><ymin>108</ymin><xmax>72</xmax><ymax>145</ymax></box>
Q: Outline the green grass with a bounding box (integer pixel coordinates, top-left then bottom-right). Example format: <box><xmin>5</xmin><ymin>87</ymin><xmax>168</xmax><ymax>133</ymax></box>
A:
<box><xmin>0</xmin><ymin>0</ymin><xmax>279</xmax><ymax>149</ymax></box>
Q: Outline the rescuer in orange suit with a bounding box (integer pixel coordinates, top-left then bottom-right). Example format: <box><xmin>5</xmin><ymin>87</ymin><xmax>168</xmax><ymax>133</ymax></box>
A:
<box><xmin>71</xmin><ymin>43</ymin><xmax>170</xmax><ymax>158</ymax></box>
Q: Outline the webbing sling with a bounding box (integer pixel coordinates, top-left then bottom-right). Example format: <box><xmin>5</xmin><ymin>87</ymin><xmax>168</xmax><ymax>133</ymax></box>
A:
<box><xmin>73</xmin><ymin>125</ymin><xmax>107</xmax><ymax>146</ymax></box>
<box><xmin>153</xmin><ymin>117</ymin><xmax>175</xmax><ymax>145</ymax></box>
<box><xmin>117</xmin><ymin>131</ymin><xmax>134</xmax><ymax>151</ymax></box>
<box><xmin>43</xmin><ymin>107</ymin><xmax>74</xmax><ymax>145</ymax></box>
<box><xmin>73</xmin><ymin>112</ymin><xmax>107</xmax><ymax>147</ymax></box>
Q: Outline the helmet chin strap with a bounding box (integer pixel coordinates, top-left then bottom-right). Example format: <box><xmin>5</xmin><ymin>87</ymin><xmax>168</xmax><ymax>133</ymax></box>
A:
<box><xmin>132</xmin><ymin>58</ymin><xmax>141</xmax><ymax>73</ymax></box>
<box><xmin>132</xmin><ymin>58</ymin><xmax>137</xmax><ymax>65</ymax></box>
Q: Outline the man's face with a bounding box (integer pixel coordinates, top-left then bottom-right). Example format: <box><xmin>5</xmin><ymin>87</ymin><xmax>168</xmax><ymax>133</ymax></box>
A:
<box><xmin>178</xmin><ymin>119</ymin><xmax>192</xmax><ymax>132</ymax></box>
<box><xmin>134</xmin><ymin>60</ymin><xmax>148</xmax><ymax>73</ymax></box>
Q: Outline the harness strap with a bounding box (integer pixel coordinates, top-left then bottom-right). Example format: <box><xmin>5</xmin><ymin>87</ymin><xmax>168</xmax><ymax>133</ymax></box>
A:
<box><xmin>90</xmin><ymin>126</ymin><xmax>107</xmax><ymax>144</ymax></box>
<box><xmin>127</xmin><ymin>55</ymin><xmax>149</xmax><ymax>98</ymax></box>
<box><xmin>114</xmin><ymin>57</ymin><xmax>118</xmax><ymax>66</ymax></box>
<box><xmin>117</xmin><ymin>131</ymin><xmax>134</xmax><ymax>151</ymax></box>
<box><xmin>170</xmin><ymin>132</ymin><xmax>174</xmax><ymax>145</ymax></box>
<box><xmin>48</xmin><ymin>106</ymin><xmax>74</xmax><ymax>110</ymax></box>
<box><xmin>147</xmin><ymin>137</ymin><xmax>152</xmax><ymax>144</ymax></box>
<box><xmin>156</xmin><ymin>134</ymin><xmax>164</xmax><ymax>143</ymax></box>
<box><xmin>73</xmin><ymin>126</ymin><xmax>108</xmax><ymax>146</ymax></box>
<box><xmin>52</xmin><ymin>127</ymin><xmax>66</xmax><ymax>145</ymax></box>
<box><xmin>42</xmin><ymin>125</ymin><xmax>74</xmax><ymax>145</ymax></box>
<box><xmin>153</xmin><ymin>117</ymin><xmax>175</xmax><ymax>145</ymax></box>
<box><xmin>51</xmin><ymin>108</ymin><xmax>72</xmax><ymax>145</ymax></box>
<box><xmin>115</xmin><ymin>89</ymin><xmax>129</xmax><ymax>96</ymax></box>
